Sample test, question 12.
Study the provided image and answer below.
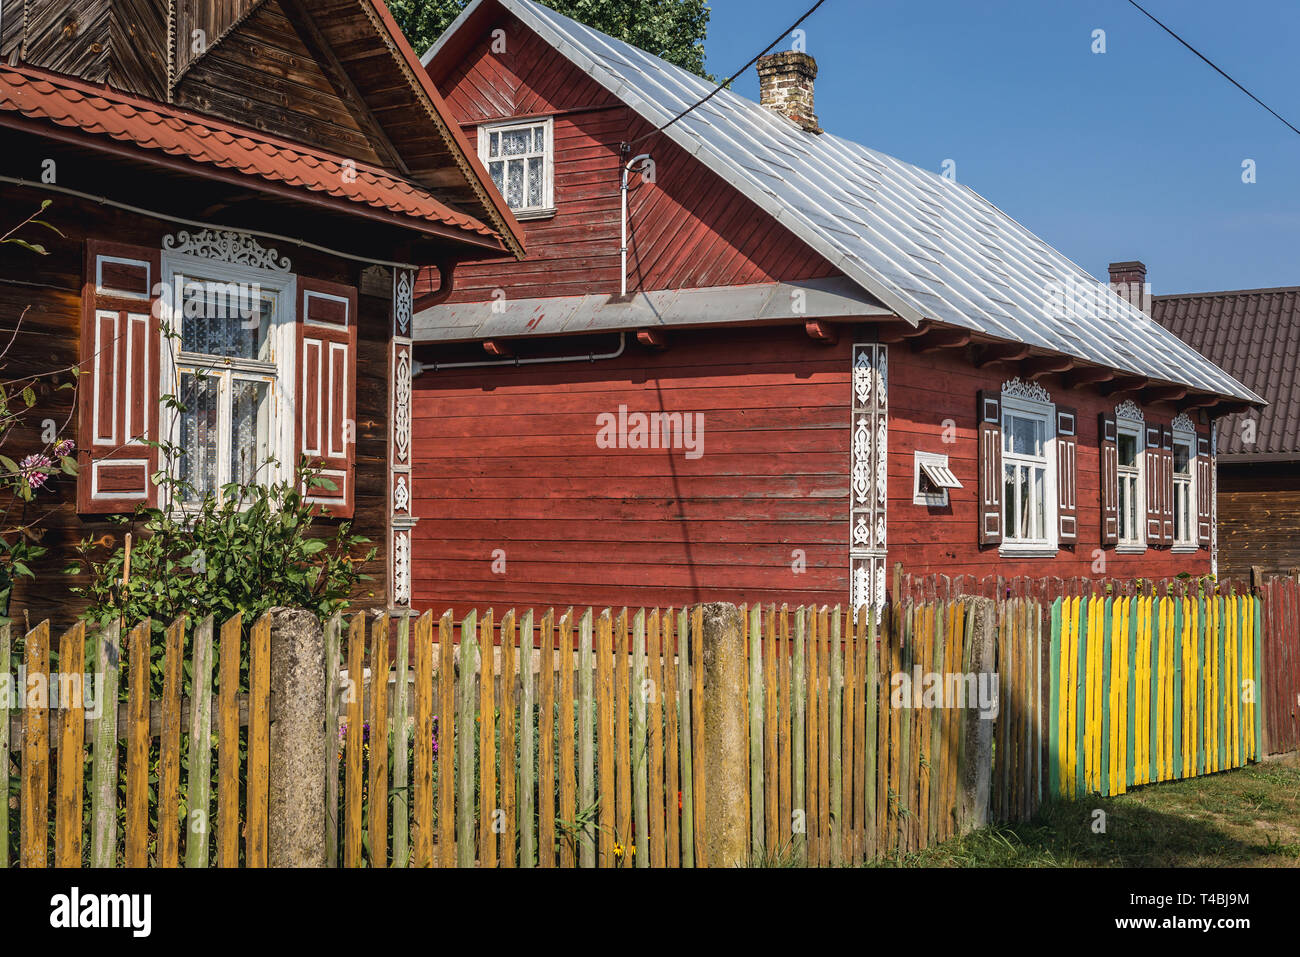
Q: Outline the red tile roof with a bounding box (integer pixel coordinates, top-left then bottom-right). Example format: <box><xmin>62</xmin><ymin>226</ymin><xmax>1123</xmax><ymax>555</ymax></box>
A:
<box><xmin>0</xmin><ymin>63</ymin><xmax>503</xmax><ymax>243</ymax></box>
<box><xmin>1153</xmin><ymin>287</ymin><xmax>1300</xmax><ymax>458</ymax></box>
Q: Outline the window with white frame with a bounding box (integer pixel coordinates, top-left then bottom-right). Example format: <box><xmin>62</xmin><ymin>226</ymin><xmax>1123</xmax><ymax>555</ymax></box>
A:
<box><xmin>477</xmin><ymin>118</ymin><xmax>553</xmax><ymax>216</ymax></box>
<box><xmin>1116</xmin><ymin>419</ymin><xmax>1144</xmax><ymax>548</ymax></box>
<box><xmin>1172</xmin><ymin>427</ymin><xmax>1196</xmax><ymax>548</ymax></box>
<box><xmin>1000</xmin><ymin>393</ymin><xmax>1055</xmax><ymax>550</ymax></box>
<box><xmin>163</xmin><ymin>261</ymin><xmax>295</xmax><ymax>505</ymax></box>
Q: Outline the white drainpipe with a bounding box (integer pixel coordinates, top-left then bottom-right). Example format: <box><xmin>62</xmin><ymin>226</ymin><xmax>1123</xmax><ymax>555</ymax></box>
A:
<box><xmin>621</xmin><ymin>153</ymin><xmax>653</xmax><ymax>297</ymax></box>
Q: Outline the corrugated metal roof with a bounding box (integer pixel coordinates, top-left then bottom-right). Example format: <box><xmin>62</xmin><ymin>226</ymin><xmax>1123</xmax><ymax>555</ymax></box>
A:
<box><xmin>1153</xmin><ymin>288</ymin><xmax>1300</xmax><ymax>457</ymax></box>
<box><xmin>414</xmin><ymin>276</ymin><xmax>891</xmax><ymax>341</ymax></box>
<box><xmin>425</xmin><ymin>0</ymin><xmax>1261</xmax><ymax>403</ymax></box>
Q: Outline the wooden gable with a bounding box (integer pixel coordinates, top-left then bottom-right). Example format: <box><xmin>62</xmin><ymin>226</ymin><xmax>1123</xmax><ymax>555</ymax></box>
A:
<box><xmin>172</xmin><ymin>0</ymin><xmax>393</xmax><ymax>168</ymax></box>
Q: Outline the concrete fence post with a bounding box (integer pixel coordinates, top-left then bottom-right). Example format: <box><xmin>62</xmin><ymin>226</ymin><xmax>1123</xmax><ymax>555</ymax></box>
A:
<box><xmin>267</xmin><ymin>607</ymin><xmax>328</xmax><ymax>867</ymax></box>
<box><xmin>959</xmin><ymin>596</ymin><xmax>996</xmax><ymax>834</ymax></box>
<box><xmin>698</xmin><ymin>601</ymin><xmax>748</xmax><ymax>867</ymax></box>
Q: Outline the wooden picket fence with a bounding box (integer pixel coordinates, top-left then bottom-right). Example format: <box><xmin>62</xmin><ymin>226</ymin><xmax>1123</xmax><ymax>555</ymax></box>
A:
<box><xmin>1</xmin><ymin>615</ymin><xmax>269</xmax><ymax>868</ymax></box>
<box><xmin>1260</xmin><ymin>575</ymin><xmax>1300</xmax><ymax>756</ymax></box>
<box><xmin>5</xmin><ymin>578</ymin><xmax>1295</xmax><ymax>868</ymax></box>
<box><xmin>340</xmin><ymin>599</ymin><xmax>1009</xmax><ymax>867</ymax></box>
<box><xmin>1049</xmin><ymin>591</ymin><xmax>1262</xmax><ymax>798</ymax></box>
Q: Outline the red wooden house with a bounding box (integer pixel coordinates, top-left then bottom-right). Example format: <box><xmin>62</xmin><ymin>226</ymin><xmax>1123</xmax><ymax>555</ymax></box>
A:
<box><xmin>409</xmin><ymin>0</ymin><xmax>1261</xmax><ymax>618</ymax></box>
<box><xmin>0</xmin><ymin>0</ymin><xmax>522</xmax><ymax>627</ymax></box>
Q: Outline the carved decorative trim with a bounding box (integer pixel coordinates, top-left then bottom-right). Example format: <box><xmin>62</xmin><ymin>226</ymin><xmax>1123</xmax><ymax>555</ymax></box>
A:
<box><xmin>394</xmin><ymin>347</ymin><xmax>411</xmax><ymax>464</ymax></box>
<box><xmin>395</xmin><ymin>270</ymin><xmax>412</xmax><ymax>336</ymax></box>
<box><xmin>1171</xmin><ymin>412</ymin><xmax>1196</xmax><ymax>434</ymax></box>
<box><xmin>1001</xmin><ymin>377</ymin><xmax>1051</xmax><ymax>404</ymax></box>
<box><xmin>1115</xmin><ymin>399</ymin><xmax>1144</xmax><ymax>422</ymax></box>
<box><xmin>393</xmin><ymin>529</ymin><xmax>411</xmax><ymax>606</ymax></box>
<box><xmin>162</xmin><ymin>229</ymin><xmax>291</xmax><ymax>272</ymax></box>
<box><xmin>394</xmin><ymin>474</ymin><xmax>410</xmax><ymax>513</ymax></box>
<box><xmin>850</xmin><ymin>343</ymin><xmax>888</xmax><ymax>618</ymax></box>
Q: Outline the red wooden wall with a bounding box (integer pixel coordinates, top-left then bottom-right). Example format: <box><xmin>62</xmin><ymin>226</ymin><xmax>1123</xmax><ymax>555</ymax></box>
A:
<box><xmin>887</xmin><ymin>343</ymin><xmax>1213</xmax><ymax>579</ymax></box>
<box><xmin>410</xmin><ymin>327</ymin><xmax>853</xmax><ymax>618</ymax></box>
<box><xmin>410</xmin><ymin>325</ymin><xmax>1213</xmax><ymax>618</ymax></box>
<box><xmin>422</xmin><ymin>10</ymin><xmax>836</xmax><ymax>302</ymax></box>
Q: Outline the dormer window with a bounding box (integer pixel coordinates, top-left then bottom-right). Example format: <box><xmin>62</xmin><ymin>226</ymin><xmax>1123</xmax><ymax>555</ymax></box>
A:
<box><xmin>478</xmin><ymin>118</ymin><xmax>554</xmax><ymax>218</ymax></box>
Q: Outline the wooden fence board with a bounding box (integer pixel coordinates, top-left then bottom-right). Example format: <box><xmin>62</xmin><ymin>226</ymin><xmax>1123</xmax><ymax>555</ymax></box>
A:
<box><xmin>558</xmin><ymin>610</ymin><xmax>576</xmax><ymax>868</ymax></box>
<box><xmin>537</xmin><ymin>610</ymin><xmax>555</xmax><ymax>868</ymax></box>
<box><xmin>677</xmin><ymin>607</ymin><xmax>694</xmax><ymax>867</ymax></box>
<box><xmin>185</xmin><ymin>616</ymin><xmax>215</xmax><ymax>869</ymax></box>
<box><xmin>439</xmin><ymin>611</ymin><xmax>456</xmax><ymax>868</ymax></box>
<box><xmin>247</xmin><ymin>614</ymin><xmax>271</xmax><ymax>868</ymax></box>
<box><xmin>220</xmin><ymin>614</ymin><xmax>244</xmax><ymax>868</ymax></box>
<box><xmin>457</xmin><ymin>611</ymin><xmax>477</xmax><ymax>868</ymax></box>
<box><xmin>392</xmin><ymin>614</ymin><xmax>411</xmax><ymax>868</ymax></box>
<box><xmin>596</xmin><ymin>610</ymin><xmax>613</xmax><ymax>867</ymax></box>
<box><xmin>632</xmin><ymin>609</ymin><xmax>648</xmax><ymax>868</ymax></box>
<box><xmin>615</xmin><ymin>609</ymin><xmax>631</xmax><ymax>862</ymax></box>
<box><xmin>478</xmin><ymin>610</ymin><xmax>496</xmax><ymax>868</ymax></box>
<box><xmin>649</xmin><ymin>610</ymin><xmax>666</xmax><ymax>868</ymax></box>
<box><xmin>323</xmin><ymin>614</ymin><xmax>342</xmax><ymax>868</ymax></box>
<box><xmin>157</xmin><ymin>616</ymin><xmax>185</xmax><ymax>868</ymax></box>
<box><xmin>54</xmin><ymin>621</ymin><xmax>85</xmax><ymax>868</ymax></box>
<box><xmin>578</xmin><ymin>609</ymin><xmax>595</xmax><ymax>868</ymax></box>
<box><xmin>500</xmin><ymin>610</ymin><xmax>518</xmax><ymax>869</ymax></box>
<box><xmin>664</xmin><ymin>612</ymin><xmax>680</xmax><ymax>868</ymax></box>
<box><xmin>518</xmin><ymin>609</ymin><xmax>536</xmax><ymax>868</ymax></box>
<box><xmin>413</xmin><ymin>611</ymin><xmax>434</xmax><ymax>868</ymax></box>
<box><xmin>124</xmin><ymin>620</ymin><xmax>149</xmax><ymax>869</ymax></box>
<box><xmin>691</xmin><ymin>604</ymin><xmax>706</xmax><ymax>868</ymax></box>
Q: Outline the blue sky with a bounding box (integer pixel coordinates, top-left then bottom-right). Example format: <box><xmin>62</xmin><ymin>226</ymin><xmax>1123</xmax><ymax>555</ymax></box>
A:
<box><xmin>703</xmin><ymin>0</ymin><xmax>1299</xmax><ymax>294</ymax></box>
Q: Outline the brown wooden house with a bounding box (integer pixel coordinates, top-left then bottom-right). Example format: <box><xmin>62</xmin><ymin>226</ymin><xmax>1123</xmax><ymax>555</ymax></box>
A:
<box><xmin>1137</xmin><ymin>261</ymin><xmax>1300</xmax><ymax>580</ymax></box>
<box><xmin>407</xmin><ymin>0</ymin><xmax>1262</xmax><ymax>619</ymax></box>
<box><xmin>0</xmin><ymin>0</ymin><xmax>523</xmax><ymax>627</ymax></box>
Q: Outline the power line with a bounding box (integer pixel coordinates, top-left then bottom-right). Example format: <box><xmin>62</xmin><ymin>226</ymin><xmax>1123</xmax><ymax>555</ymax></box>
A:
<box><xmin>621</xmin><ymin>0</ymin><xmax>829</xmax><ymax>153</ymax></box>
<box><xmin>1127</xmin><ymin>0</ymin><xmax>1300</xmax><ymax>138</ymax></box>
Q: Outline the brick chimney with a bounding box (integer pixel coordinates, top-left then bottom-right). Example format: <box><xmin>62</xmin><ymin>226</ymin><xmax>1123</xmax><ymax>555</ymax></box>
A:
<box><xmin>1108</xmin><ymin>260</ymin><xmax>1150</xmax><ymax>314</ymax></box>
<box><xmin>756</xmin><ymin>51</ymin><xmax>822</xmax><ymax>134</ymax></box>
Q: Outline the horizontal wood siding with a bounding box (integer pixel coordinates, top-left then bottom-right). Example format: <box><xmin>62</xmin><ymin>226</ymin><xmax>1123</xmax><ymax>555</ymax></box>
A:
<box><xmin>0</xmin><ymin>184</ymin><xmax>389</xmax><ymax>629</ymax></box>
<box><xmin>411</xmin><ymin>327</ymin><xmax>852</xmax><ymax>615</ymax></box>
<box><xmin>887</xmin><ymin>344</ymin><xmax>1213</xmax><ymax>579</ymax></box>
<box><xmin>1217</xmin><ymin>463</ymin><xmax>1300</xmax><ymax>577</ymax></box>
<box><xmin>422</xmin><ymin>11</ymin><xmax>836</xmax><ymax>302</ymax></box>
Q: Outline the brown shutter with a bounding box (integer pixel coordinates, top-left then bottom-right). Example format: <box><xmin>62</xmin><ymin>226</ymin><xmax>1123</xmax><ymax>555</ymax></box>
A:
<box><xmin>77</xmin><ymin>241</ymin><xmax>161</xmax><ymax>513</ymax></box>
<box><xmin>1099</xmin><ymin>412</ymin><xmax>1118</xmax><ymax>545</ymax></box>
<box><xmin>1196</xmin><ymin>430</ymin><xmax>1212</xmax><ymax>548</ymax></box>
<box><xmin>295</xmin><ymin>276</ymin><xmax>357</xmax><ymax>517</ymax></box>
<box><xmin>977</xmin><ymin>390</ymin><xmax>1002</xmax><ymax>546</ymax></box>
<box><xmin>1056</xmin><ymin>406</ymin><xmax>1078</xmax><ymax>544</ymax></box>
<box><xmin>1159</xmin><ymin>425</ymin><xmax>1175</xmax><ymax>545</ymax></box>
<box><xmin>1144</xmin><ymin>422</ymin><xmax>1163</xmax><ymax>545</ymax></box>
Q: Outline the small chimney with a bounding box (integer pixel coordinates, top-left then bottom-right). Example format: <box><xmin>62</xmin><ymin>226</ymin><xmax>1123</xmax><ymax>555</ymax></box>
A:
<box><xmin>756</xmin><ymin>51</ymin><xmax>822</xmax><ymax>134</ymax></box>
<box><xmin>1108</xmin><ymin>260</ymin><xmax>1150</xmax><ymax>313</ymax></box>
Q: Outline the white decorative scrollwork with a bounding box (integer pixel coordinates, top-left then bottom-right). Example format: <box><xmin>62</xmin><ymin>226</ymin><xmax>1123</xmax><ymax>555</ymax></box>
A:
<box><xmin>1171</xmin><ymin>412</ymin><xmax>1195</xmax><ymax>433</ymax></box>
<box><xmin>393</xmin><ymin>530</ymin><xmax>411</xmax><ymax>605</ymax></box>
<box><xmin>394</xmin><ymin>474</ymin><xmax>410</xmax><ymax>513</ymax></box>
<box><xmin>395</xmin><ymin>269</ymin><xmax>412</xmax><ymax>336</ymax></box>
<box><xmin>1001</xmin><ymin>376</ymin><xmax>1051</xmax><ymax>404</ymax></box>
<box><xmin>394</xmin><ymin>347</ymin><xmax>411</xmax><ymax>464</ymax></box>
<box><xmin>1115</xmin><ymin>398</ymin><xmax>1144</xmax><ymax>422</ymax></box>
<box><xmin>850</xmin><ymin>343</ymin><xmax>888</xmax><ymax>618</ymax></box>
<box><xmin>162</xmin><ymin>229</ymin><xmax>291</xmax><ymax>271</ymax></box>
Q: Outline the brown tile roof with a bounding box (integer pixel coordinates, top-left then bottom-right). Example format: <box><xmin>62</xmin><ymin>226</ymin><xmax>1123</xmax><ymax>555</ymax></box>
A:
<box><xmin>0</xmin><ymin>63</ymin><xmax>504</xmax><ymax>244</ymax></box>
<box><xmin>1152</xmin><ymin>287</ymin><xmax>1300</xmax><ymax>458</ymax></box>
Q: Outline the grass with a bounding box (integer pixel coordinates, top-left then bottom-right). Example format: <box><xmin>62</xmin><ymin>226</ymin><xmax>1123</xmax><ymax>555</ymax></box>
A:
<box><xmin>871</xmin><ymin>759</ymin><xmax>1300</xmax><ymax>868</ymax></box>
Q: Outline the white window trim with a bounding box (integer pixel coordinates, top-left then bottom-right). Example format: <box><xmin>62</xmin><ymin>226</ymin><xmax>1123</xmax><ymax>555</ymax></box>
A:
<box><xmin>477</xmin><ymin>117</ymin><xmax>555</xmax><ymax>218</ymax></box>
<box><xmin>913</xmin><ymin>450</ymin><xmax>958</xmax><ymax>506</ymax></box>
<box><xmin>1171</xmin><ymin>425</ymin><xmax>1197</xmax><ymax>551</ymax></box>
<box><xmin>158</xmin><ymin>251</ymin><xmax>297</xmax><ymax>511</ymax></box>
<box><xmin>998</xmin><ymin>391</ymin><xmax>1058</xmax><ymax>557</ymax></box>
<box><xmin>1115</xmin><ymin>415</ymin><xmax>1146</xmax><ymax>553</ymax></box>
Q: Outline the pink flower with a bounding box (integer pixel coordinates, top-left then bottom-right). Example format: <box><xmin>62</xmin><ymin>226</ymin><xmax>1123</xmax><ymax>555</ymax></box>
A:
<box><xmin>20</xmin><ymin>452</ymin><xmax>52</xmax><ymax>489</ymax></box>
<box><xmin>54</xmin><ymin>439</ymin><xmax>74</xmax><ymax>457</ymax></box>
